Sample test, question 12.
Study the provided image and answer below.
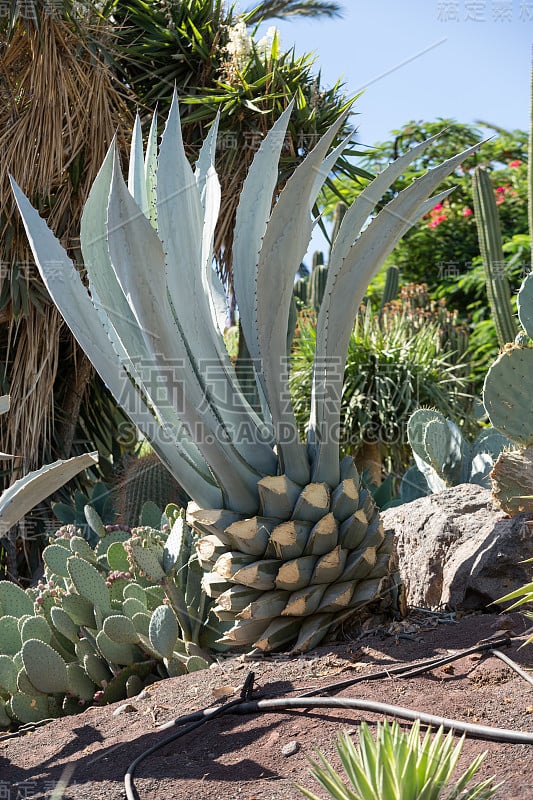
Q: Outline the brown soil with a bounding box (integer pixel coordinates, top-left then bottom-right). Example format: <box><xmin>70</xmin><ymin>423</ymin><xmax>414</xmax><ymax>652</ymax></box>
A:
<box><xmin>1</xmin><ymin>610</ymin><xmax>533</xmax><ymax>800</ymax></box>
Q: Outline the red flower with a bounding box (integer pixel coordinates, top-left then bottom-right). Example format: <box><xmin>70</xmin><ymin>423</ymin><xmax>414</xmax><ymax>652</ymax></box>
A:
<box><xmin>495</xmin><ymin>186</ymin><xmax>505</xmax><ymax>193</ymax></box>
<box><xmin>428</xmin><ymin>214</ymin><xmax>448</xmax><ymax>228</ymax></box>
<box><xmin>509</xmin><ymin>160</ymin><xmax>522</xmax><ymax>168</ymax></box>
<box><xmin>462</xmin><ymin>207</ymin><xmax>473</xmax><ymax>217</ymax></box>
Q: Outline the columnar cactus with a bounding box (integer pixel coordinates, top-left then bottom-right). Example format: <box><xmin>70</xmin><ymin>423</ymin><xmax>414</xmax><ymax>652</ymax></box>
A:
<box><xmin>472</xmin><ymin>166</ymin><xmax>517</xmax><ymax>347</ymax></box>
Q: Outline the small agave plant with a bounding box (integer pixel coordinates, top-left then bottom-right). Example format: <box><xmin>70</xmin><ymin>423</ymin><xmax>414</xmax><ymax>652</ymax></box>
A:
<box><xmin>12</xmin><ymin>92</ymin><xmax>481</xmax><ymax>653</ymax></box>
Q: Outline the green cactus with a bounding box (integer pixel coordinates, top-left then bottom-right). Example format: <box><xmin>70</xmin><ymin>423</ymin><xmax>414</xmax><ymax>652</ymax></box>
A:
<box><xmin>83</xmin><ymin>652</ymin><xmax>112</xmax><ymax>687</ymax></box>
<box><xmin>67</xmin><ymin>555</ymin><xmax>113</xmax><ymax>614</ymax></box>
<box><xmin>293</xmin><ymin>275</ymin><xmax>309</xmax><ymax>306</ymax></box>
<box><xmin>42</xmin><ymin>543</ymin><xmax>71</xmax><ymax>578</ymax></box>
<box><xmin>472</xmin><ymin>165</ymin><xmax>517</xmax><ymax>347</ymax></box>
<box><xmin>20</xmin><ymin>615</ymin><xmax>52</xmax><ymax>644</ymax></box>
<box><xmin>66</xmin><ymin>663</ymin><xmax>98</xmax><ymax>702</ymax></box>
<box><xmin>103</xmin><ymin>614</ymin><xmax>140</xmax><ymax>644</ymax></box>
<box><xmin>0</xmin><ymin>581</ymin><xmax>34</xmax><ymax>618</ymax></box>
<box><xmin>0</xmin><ymin>504</ymin><xmax>220</xmax><ymax>728</ymax></box>
<box><xmin>0</xmin><ymin>616</ymin><xmax>22</xmax><ymax>655</ymax></box>
<box><xmin>483</xmin><ymin>345</ymin><xmax>533</xmax><ymax>447</ymax></box>
<box><xmin>0</xmin><ymin>655</ymin><xmax>18</xmax><ymax>694</ymax></box>
<box><xmin>310</xmin><ymin>261</ymin><xmax>328</xmax><ymax>313</ymax></box>
<box><xmin>9</xmin><ymin>691</ymin><xmax>50</xmax><ymax>724</ymax></box>
<box><xmin>21</xmin><ymin>639</ymin><xmax>69</xmax><ymax>694</ymax></box>
<box><xmin>402</xmin><ymin>408</ymin><xmax>510</xmax><ymax>500</ymax></box>
<box><xmin>95</xmin><ymin>630</ymin><xmax>142</xmax><ymax>665</ymax></box>
<box><xmin>379</xmin><ymin>265</ymin><xmax>400</xmax><ymax>312</ymax></box>
<box><xmin>61</xmin><ymin>593</ymin><xmax>96</xmax><ymax>627</ymax></box>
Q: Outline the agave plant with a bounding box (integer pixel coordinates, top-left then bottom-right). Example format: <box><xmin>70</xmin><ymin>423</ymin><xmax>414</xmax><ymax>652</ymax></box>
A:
<box><xmin>298</xmin><ymin>720</ymin><xmax>499</xmax><ymax>800</ymax></box>
<box><xmin>12</xmin><ymin>93</ymin><xmax>481</xmax><ymax>653</ymax></box>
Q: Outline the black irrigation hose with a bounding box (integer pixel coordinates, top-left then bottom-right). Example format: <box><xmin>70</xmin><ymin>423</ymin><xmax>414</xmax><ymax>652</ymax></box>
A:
<box><xmin>300</xmin><ymin>636</ymin><xmax>513</xmax><ymax>696</ymax></box>
<box><xmin>125</xmin><ymin>638</ymin><xmax>533</xmax><ymax>800</ymax></box>
<box><xmin>124</xmin><ymin>672</ymin><xmax>256</xmax><ymax>800</ymax></box>
<box><xmin>491</xmin><ymin>648</ymin><xmax>533</xmax><ymax>687</ymax></box>
<box><xmin>233</xmin><ymin>695</ymin><xmax>533</xmax><ymax>744</ymax></box>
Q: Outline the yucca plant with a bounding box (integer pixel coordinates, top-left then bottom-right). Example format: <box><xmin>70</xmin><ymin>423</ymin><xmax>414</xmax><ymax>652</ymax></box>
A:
<box><xmin>12</xmin><ymin>94</ymin><xmax>481</xmax><ymax>653</ymax></box>
<box><xmin>297</xmin><ymin>720</ymin><xmax>499</xmax><ymax>800</ymax></box>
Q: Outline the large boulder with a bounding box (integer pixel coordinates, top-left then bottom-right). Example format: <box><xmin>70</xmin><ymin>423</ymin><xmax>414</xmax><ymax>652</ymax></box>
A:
<box><xmin>382</xmin><ymin>483</ymin><xmax>533</xmax><ymax>610</ymax></box>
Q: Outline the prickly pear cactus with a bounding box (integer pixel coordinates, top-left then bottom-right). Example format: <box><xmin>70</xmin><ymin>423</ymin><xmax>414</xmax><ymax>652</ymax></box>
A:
<box><xmin>401</xmin><ymin>408</ymin><xmax>510</xmax><ymax>501</ymax></box>
<box><xmin>482</xmin><ymin>272</ymin><xmax>533</xmax><ymax>516</ymax></box>
<box><xmin>0</xmin><ymin>504</ymin><xmax>218</xmax><ymax>729</ymax></box>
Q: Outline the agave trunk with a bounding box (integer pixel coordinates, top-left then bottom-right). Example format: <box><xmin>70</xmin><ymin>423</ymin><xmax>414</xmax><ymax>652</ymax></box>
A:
<box><xmin>191</xmin><ymin>456</ymin><xmax>400</xmax><ymax>653</ymax></box>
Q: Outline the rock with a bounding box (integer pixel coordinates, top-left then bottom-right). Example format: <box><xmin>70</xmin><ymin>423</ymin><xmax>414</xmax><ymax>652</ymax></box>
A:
<box><xmin>112</xmin><ymin>703</ymin><xmax>137</xmax><ymax>716</ymax></box>
<box><xmin>281</xmin><ymin>741</ymin><xmax>300</xmax><ymax>757</ymax></box>
<box><xmin>382</xmin><ymin>484</ymin><xmax>533</xmax><ymax>611</ymax></box>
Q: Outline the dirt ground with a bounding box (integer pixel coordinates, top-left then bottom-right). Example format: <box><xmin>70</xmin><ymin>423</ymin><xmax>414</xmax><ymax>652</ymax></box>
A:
<box><xmin>1</xmin><ymin>609</ymin><xmax>533</xmax><ymax>800</ymax></box>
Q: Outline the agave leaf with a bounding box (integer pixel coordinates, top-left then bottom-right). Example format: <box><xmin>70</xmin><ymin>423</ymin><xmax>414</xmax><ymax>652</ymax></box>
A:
<box><xmin>0</xmin><ymin>395</ymin><xmax>9</xmax><ymax>415</ymax></box>
<box><xmin>144</xmin><ymin>108</ymin><xmax>158</xmax><ymax>228</ymax></box>
<box><xmin>233</xmin><ymin>100</ymin><xmax>294</xmax><ymax>363</ymax></box>
<box><xmin>107</xmin><ymin>152</ymin><xmax>263</xmax><ymax>513</ymax></box>
<box><xmin>82</xmin><ymin>143</ymin><xmax>210</xmax><ymax>480</ymax></box>
<box><xmin>195</xmin><ymin>110</ymin><xmax>221</xmax><ymax>274</ymax></box>
<box><xmin>157</xmin><ymin>93</ymin><xmax>276</xmax><ymax>477</ymax></box>
<box><xmin>11</xmin><ymin>177</ymin><xmax>222</xmax><ymax>510</ymax></box>
<box><xmin>253</xmin><ymin>108</ymin><xmax>352</xmax><ymax>484</ymax></box>
<box><xmin>0</xmin><ymin>452</ymin><xmax>98</xmax><ymax>535</ymax></box>
<box><xmin>310</xmin><ymin>139</ymin><xmax>483</xmax><ymax>484</ymax></box>
<box><xmin>329</xmin><ymin>131</ymin><xmax>445</xmax><ymax>270</ymax></box>
<box><xmin>128</xmin><ymin>113</ymin><xmax>149</xmax><ymax>217</ymax></box>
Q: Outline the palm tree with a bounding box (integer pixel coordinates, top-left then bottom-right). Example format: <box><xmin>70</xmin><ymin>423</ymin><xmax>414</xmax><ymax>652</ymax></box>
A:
<box><xmin>0</xmin><ymin>2</ymin><xmax>136</xmax><ymax>579</ymax></box>
<box><xmin>110</xmin><ymin>0</ymin><xmax>361</xmax><ymax>287</ymax></box>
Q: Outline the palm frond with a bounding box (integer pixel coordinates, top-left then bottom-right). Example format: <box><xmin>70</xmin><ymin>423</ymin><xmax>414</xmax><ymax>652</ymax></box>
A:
<box><xmin>244</xmin><ymin>1</ymin><xmax>343</xmax><ymax>24</ymax></box>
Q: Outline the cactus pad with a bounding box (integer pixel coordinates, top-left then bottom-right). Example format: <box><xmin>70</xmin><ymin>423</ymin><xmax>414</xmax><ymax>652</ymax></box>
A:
<box><xmin>0</xmin><ymin>615</ymin><xmax>22</xmax><ymax>655</ymax></box>
<box><xmin>0</xmin><ymin>655</ymin><xmax>18</xmax><ymax>694</ymax></box>
<box><xmin>69</xmin><ymin>535</ymin><xmax>97</xmax><ymax>563</ymax></box>
<box><xmin>0</xmin><ymin>581</ymin><xmax>34</xmax><ymax>618</ymax></box>
<box><xmin>42</xmin><ymin>544</ymin><xmax>71</xmax><ymax>578</ymax></box>
<box><xmin>518</xmin><ymin>272</ymin><xmax>533</xmax><ymax>338</ymax></box>
<box><xmin>66</xmin><ymin>662</ymin><xmax>97</xmax><ymax>701</ymax></box>
<box><xmin>149</xmin><ymin>604</ymin><xmax>179</xmax><ymax>660</ymax></box>
<box><xmin>67</xmin><ymin>556</ymin><xmax>112</xmax><ymax>613</ymax></box>
<box><xmin>95</xmin><ymin>631</ymin><xmax>142</xmax><ymax>665</ymax></box>
<box><xmin>61</xmin><ymin>593</ymin><xmax>96</xmax><ymax>627</ymax></box>
<box><xmin>106</xmin><ymin>541</ymin><xmax>130</xmax><ymax>572</ymax></box>
<box><xmin>21</xmin><ymin>639</ymin><xmax>69</xmax><ymax>694</ymax></box>
<box><xmin>9</xmin><ymin>691</ymin><xmax>50</xmax><ymax>724</ymax></box>
<box><xmin>50</xmin><ymin>606</ymin><xmax>81</xmax><ymax>644</ymax></box>
<box><xmin>20</xmin><ymin>615</ymin><xmax>53</xmax><ymax>644</ymax></box>
<box><xmin>103</xmin><ymin>614</ymin><xmax>139</xmax><ymax>644</ymax></box>
<box><xmin>483</xmin><ymin>346</ymin><xmax>533</xmax><ymax>446</ymax></box>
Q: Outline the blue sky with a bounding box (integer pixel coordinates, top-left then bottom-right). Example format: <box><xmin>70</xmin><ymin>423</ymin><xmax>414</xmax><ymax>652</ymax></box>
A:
<box><xmin>256</xmin><ymin>0</ymin><xmax>532</xmax><ymax>147</ymax></box>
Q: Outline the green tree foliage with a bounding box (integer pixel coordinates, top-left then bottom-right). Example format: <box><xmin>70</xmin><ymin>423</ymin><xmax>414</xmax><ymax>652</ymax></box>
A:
<box><xmin>325</xmin><ymin>119</ymin><xmax>529</xmax><ymax>383</ymax></box>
